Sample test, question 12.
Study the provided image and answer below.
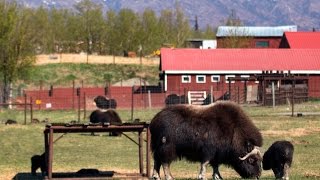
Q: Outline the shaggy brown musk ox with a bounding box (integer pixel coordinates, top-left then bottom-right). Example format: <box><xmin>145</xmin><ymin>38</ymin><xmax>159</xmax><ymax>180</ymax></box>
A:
<box><xmin>150</xmin><ymin>101</ymin><xmax>263</xmax><ymax>180</ymax></box>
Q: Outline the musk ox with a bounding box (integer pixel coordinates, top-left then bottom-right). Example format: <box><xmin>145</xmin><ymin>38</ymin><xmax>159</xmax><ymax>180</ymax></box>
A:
<box><xmin>94</xmin><ymin>95</ymin><xmax>117</xmax><ymax>109</ymax></box>
<box><xmin>31</xmin><ymin>153</ymin><xmax>47</xmax><ymax>176</ymax></box>
<box><xmin>165</xmin><ymin>94</ymin><xmax>188</xmax><ymax>106</ymax></box>
<box><xmin>263</xmin><ymin>140</ymin><xmax>294</xmax><ymax>180</ymax></box>
<box><xmin>5</xmin><ymin>119</ymin><xmax>17</xmax><ymax>125</ymax></box>
<box><xmin>150</xmin><ymin>101</ymin><xmax>263</xmax><ymax>180</ymax></box>
<box><xmin>89</xmin><ymin>109</ymin><xmax>122</xmax><ymax>136</ymax></box>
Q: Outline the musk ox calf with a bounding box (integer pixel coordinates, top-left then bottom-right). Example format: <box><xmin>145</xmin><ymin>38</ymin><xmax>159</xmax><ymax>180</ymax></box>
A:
<box><xmin>89</xmin><ymin>109</ymin><xmax>122</xmax><ymax>136</ymax></box>
<box><xmin>31</xmin><ymin>153</ymin><xmax>47</xmax><ymax>176</ymax></box>
<box><xmin>150</xmin><ymin>101</ymin><xmax>263</xmax><ymax>180</ymax></box>
<box><xmin>263</xmin><ymin>140</ymin><xmax>294</xmax><ymax>180</ymax></box>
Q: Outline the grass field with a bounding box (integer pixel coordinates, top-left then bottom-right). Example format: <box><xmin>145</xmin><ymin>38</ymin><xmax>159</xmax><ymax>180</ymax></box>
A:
<box><xmin>1</xmin><ymin>102</ymin><xmax>320</xmax><ymax>180</ymax></box>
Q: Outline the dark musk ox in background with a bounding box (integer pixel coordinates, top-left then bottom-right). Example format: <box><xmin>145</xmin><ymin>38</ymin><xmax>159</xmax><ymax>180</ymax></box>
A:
<box><xmin>150</xmin><ymin>101</ymin><xmax>263</xmax><ymax>180</ymax></box>
<box><xmin>165</xmin><ymin>94</ymin><xmax>188</xmax><ymax>106</ymax></box>
<box><xmin>263</xmin><ymin>140</ymin><xmax>294</xmax><ymax>180</ymax></box>
<box><xmin>31</xmin><ymin>153</ymin><xmax>46</xmax><ymax>176</ymax></box>
<box><xmin>89</xmin><ymin>109</ymin><xmax>122</xmax><ymax>136</ymax></box>
<box><xmin>94</xmin><ymin>95</ymin><xmax>117</xmax><ymax>109</ymax></box>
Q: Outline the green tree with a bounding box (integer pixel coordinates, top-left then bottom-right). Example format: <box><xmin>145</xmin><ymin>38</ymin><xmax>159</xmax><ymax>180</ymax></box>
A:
<box><xmin>115</xmin><ymin>9</ymin><xmax>140</xmax><ymax>54</ymax></box>
<box><xmin>138</xmin><ymin>9</ymin><xmax>162</xmax><ymax>55</ymax></box>
<box><xmin>104</xmin><ymin>10</ymin><xmax>118</xmax><ymax>55</ymax></box>
<box><xmin>0</xmin><ymin>1</ymin><xmax>35</xmax><ymax>103</ymax></box>
<box><xmin>75</xmin><ymin>0</ymin><xmax>103</xmax><ymax>56</ymax></box>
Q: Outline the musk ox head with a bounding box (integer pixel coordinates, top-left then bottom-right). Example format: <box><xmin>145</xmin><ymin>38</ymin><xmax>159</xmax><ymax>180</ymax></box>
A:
<box><xmin>233</xmin><ymin>146</ymin><xmax>262</xmax><ymax>179</ymax></box>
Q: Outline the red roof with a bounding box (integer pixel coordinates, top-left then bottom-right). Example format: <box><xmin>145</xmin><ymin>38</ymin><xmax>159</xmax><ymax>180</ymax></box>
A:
<box><xmin>160</xmin><ymin>48</ymin><xmax>320</xmax><ymax>73</ymax></box>
<box><xmin>283</xmin><ymin>32</ymin><xmax>320</xmax><ymax>48</ymax></box>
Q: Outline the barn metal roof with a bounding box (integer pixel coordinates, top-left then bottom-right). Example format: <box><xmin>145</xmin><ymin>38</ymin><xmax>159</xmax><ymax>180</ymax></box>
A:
<box><xmin>160</xmin><ymin>48</ymin><xmax>320</xmax><ymax>74</ymax></box>
<box><xmin>282</xmin><ymin>32</ymin><xmax>320</xmax><ymax>48</ymax></box>
<box><xmin>216</xmin><ymin>25</ymin><xmax>297</xmax><ymax>37</ymax></box>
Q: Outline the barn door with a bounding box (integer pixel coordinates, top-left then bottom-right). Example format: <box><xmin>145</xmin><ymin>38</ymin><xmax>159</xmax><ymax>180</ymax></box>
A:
<box><xmin>188</xmin><ymin>91</ymin><xmax>206</xmax><ymax>105</ymax></box>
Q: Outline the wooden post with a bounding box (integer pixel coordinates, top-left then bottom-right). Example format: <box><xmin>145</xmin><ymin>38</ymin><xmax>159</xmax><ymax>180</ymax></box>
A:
<box><xmin>72</xmin><ymin>80</ymin><xmax>75</xmax><ymax>109</ymax></box>
<box><xmin>292</xmin><ymin>77</ymin><xmax>295</xmax><ymax>117</ymax></box>
<box><xmin>23</xmin><ymin>94</ymin><xmax>27</xmax><ymax>125</ymax></box>
<box><xmin>139</xmin><ymin>131</ymin><xmax>143</xmax><ymax>175</ymax></box>
<box><xmin>48</xmin><ymin>128</ymin><xmax>54</xmax><ymax>179</ymax></box>
<box><xmin>131</xmin><ymin>86</ymin><xmax>134</xmax><ymax>121</ymax></box>
<box><xmin>272</xmin><ymin>82</ymin><xmax>275</xmax><ymax>108</ymax></box>
<box><xmin>78</xmin><ymin>88</ymin><xmax>81</xmax><ymax>122</ymax></box>
<box><xmin>148</xmin><ymin>90</ymin><xmax>151</xmax><ymax>109</ymax></box>
<box><xmin>228</xmin><ymin>79</ymin><xmax>231</xmax><ymax>101</ymax></box>
<box><xmin>83</xmin><ymin>92</ymin><xmax>86</xmax><ymax>120</ymax></box>
<box><xmin>44</xmin><ymin>131</ymin><xmax>49</xmax><ymax>179</ymax></box>
<box><xmin>30</xmin><ymin>97</ymin><xmax>33</xmax><ymax>123</ymax></box>
<box><xmin>146</xmin><ymin>127</ymin><xmax>151</xmax><ymax>177</ymax></box>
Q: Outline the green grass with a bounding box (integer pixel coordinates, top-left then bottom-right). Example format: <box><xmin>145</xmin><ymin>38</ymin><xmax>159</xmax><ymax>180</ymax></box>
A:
<box><xmin>1</xmin><ymin>102</ymin><xmax>320</xmax><ymax>179</ymax></box>
<box><xmin>18</xmin><ymin>63</ymin><xmax>159</xmax><ymax>89</ymax></box>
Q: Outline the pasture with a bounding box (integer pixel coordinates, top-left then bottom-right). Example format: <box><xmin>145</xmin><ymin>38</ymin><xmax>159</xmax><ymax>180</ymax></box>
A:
<box><xmin>0</xmin><ymin>102</ymin><xmax>320</xmax><ymax>179</ymax></box>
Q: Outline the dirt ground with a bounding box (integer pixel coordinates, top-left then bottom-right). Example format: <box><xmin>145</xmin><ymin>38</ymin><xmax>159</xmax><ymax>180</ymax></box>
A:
<box><xmin>36</xmin><ymin>53</ymin><xmax>160</xmax><ymax>66</ymax></box>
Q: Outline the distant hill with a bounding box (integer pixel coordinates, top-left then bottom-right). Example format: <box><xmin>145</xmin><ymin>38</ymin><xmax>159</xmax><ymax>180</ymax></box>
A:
<box><xmin>13</xmin><ymin>0</ymin><xmax>320</xmax><ymax>31</ymax></box>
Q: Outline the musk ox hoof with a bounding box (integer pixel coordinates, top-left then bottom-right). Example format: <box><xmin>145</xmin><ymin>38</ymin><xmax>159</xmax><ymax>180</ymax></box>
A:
<box><xmin>198</xmin><ymin>175</ymin><xmax>207</xmax><ymax>180</ymax></box>
<box><xmin>213</xmin><ymin>174</ymin><xmax>223</xmax><ymax>180</ymax></box>
<box><xmin>151</xmin><ymin>174</ymin><xmax>161</xmax><ymax>180</ymax></box>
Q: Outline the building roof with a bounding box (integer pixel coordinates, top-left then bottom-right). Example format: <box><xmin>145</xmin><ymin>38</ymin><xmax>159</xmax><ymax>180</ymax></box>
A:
<box><xmin>282</xmin><ymin>32</ymin><xmax>320</xmax><ymax>48</ymax></box>
<box><xmin>216</xmin><ymin>25</ymin><xmax>297</xmax><ymax>37</ymax></box>
<box><xmin>160</xmin><ymin>48</ymin><xmax>320</xmax><ymax>74</ymax></box>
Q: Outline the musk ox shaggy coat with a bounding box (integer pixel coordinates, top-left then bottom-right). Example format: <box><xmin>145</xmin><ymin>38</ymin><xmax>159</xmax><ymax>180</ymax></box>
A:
<box><xmin>263</xmin><ymin>140</ymin><xmax>294</xmax><ymax>180</ymax></box>
<box><xmin>150</xmin><ymin>101</ymin><xmax>263</xmax><ymax>180</ymax></box>
<box><xmin>89</xmin><ymin>109</ymin><xmax>122</xmax><ymax>136</ymax></box>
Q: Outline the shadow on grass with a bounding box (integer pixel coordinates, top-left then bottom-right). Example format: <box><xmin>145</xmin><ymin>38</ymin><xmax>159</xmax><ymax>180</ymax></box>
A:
<box><xmin>13</xmin><ymin>170</ymin><xmax>114</xmax><ymax>180</ymax></box>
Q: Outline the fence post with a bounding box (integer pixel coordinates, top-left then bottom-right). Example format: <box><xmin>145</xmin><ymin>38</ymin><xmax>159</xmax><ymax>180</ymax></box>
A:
<box><xmin>291</xmin><ymin>77</ymin><xmax>295</xmax><ymax>117</ymax></box>
<box><xmin>24</xmin><ymin>94</ymin><xmax>27</xmax><ymax>125</ymax></box>
<box><xmin>83</xmin><ymin>92</ymin><xmax>86</xmax><ymax>120</ymax></box>
<box><xmin>77</xmin><ymin>87</ymin><xmax>81</xmax><ymax>122</ymax></box>
<box><xmin>72</xmin><ymin>80</ymin><xmax>75</xmax><ymax>109</ymax></box>
<box><xmin>210</xmin><ymin>86</ymin><xmax>213</xmax><ymax>103</ymax></box>
<box><xmin>148</xmin><ymin>90</ymin><xmax>151</xmax><ymax>109</ymax></box>
<box><xmin>131</xmin><ymin>86</ymin><xmax>134</xmax><ymax>121</ymax></box>
<box><xmin>272</xmin><ymin>82</ymin><xmax>275</xmax><ymax>108</ymax></box>
<box><xmin>30</xmin><ymin>97</ymin><xmax>33</xmax><ymax>123</ymax></box>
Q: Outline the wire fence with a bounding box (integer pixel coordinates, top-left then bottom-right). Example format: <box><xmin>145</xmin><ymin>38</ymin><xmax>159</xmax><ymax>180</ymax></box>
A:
<box><xmin>1</xmin><ymin>77</ymin><xmax>320</xmax><ymax>124</ymax></box>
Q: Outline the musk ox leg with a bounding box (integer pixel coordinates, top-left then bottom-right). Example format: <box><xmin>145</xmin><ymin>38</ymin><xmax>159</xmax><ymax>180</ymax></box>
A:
<box><xmin>212</xmin><ymin>166</ymin><xmax>223</xmax><ymax>180</ymax></box>
<box><xmin>162</xmin><ymin>163</ymin><xmax>174</xmax><ymax>180</ymax></box>
<box><xmin>272</xmin><ymin>167</ymin><xmax>282</xmax><ymax>180</ymax></box>
<box><xmin>283</xmin><ymin>163</ymin><xmax>290</xmax><ymax>180</ymax></box>
<box><xmin>152</xmin><ymin>157</ymin><xmax>162</xmax><ymax>180</ymax></box>
<box><xmin>198</xmin><ymin>161</ymin><xmax>209</xmax><ymax>180</ymax></box>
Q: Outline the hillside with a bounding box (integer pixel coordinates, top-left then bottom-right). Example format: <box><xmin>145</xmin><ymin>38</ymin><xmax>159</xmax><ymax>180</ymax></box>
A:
<box><xmin>14</xmin><ymin>0</ymin><xmax>320</xmax><ymax>31</ymax></box>
<box><xmin>17</xmin><ymin>54</ymin><xmax>160</xmax><ymax>90</ymax></box>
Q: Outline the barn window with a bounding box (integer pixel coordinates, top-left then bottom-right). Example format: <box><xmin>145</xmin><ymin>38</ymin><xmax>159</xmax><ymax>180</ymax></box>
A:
<box><xmin>196</xmin><ymin>75</ymin><xmax>206</xmax><ymax>83</ymax></box>
<box><xmin>211</xmin><ymin>75</ymin><xmax>220</xmax><ymax>82</ymax></box>
<box><xmin>181</xmin><ymin>75</ymin><xmax>191</xmax><ymax>83</ymax></box>
<box><xmin>240</xmin><ymin>75</ymin><xmax>250</xmax><ymax>82</ymax></box>
<box><xmin>256</xmin><ymin>41</ymin><xmax>269</xmax><ymax>48</ymax></box>
<box><xmin>225</xmin><ymin>75</ymin><xmax>235</xmax><ymax>83</ymax></box>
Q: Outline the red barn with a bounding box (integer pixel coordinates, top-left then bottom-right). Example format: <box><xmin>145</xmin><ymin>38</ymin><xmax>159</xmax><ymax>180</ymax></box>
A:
<box><xmin>216</xmin><ymin>25</ymin><xmax>297</xmax><ymax>48</ymax></box>
<box><xmin>279</xmin><ymin>31</ymin><xmax>320</xmax><ymax>48</ymax></box>
<box><xmin>160</xmin><ymin>48</ymin><xmax>320</xmax><ymax>104</ymax></box>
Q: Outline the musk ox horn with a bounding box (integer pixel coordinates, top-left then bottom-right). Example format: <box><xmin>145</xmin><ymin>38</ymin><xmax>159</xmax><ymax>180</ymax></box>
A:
<box><xmin>239</xmin><ymin>146</ymin><xmax>261</xmax><ymax>161</ymax></box>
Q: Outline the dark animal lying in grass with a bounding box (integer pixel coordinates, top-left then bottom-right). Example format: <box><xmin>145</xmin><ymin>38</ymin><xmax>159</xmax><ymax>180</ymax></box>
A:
<box><xmin>89</xmin><ymin>109</ymin><xmax>122</xmax><ymax>136</ymax></box>
<box><xmin>165</xmin><ymin>94</ymin><xmax>188</xmax><ymax>106</ymax></box>
<box><xmin>150</xmin><ymin>101</ymin><xmax>263</xmax><ymax>180</ymax></box>
<box><xmin>31</xmin><ymin>153</ymin><xmax>47</xmax><ymax>176</ymax></box>
<box><xmin>94</xmin><ymin>95</ymin><xmax>117</xmax><ymax>109</ymax></box>
<box><xmin>263</xmin><ymin>140</ymin><xmax>294</xmax><ymax>180</ymax></box>
<box><xmin>5</xmin><ymin>119</ymin><xmax>17</xmax><ymax>125</ymax></box>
